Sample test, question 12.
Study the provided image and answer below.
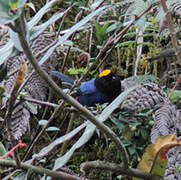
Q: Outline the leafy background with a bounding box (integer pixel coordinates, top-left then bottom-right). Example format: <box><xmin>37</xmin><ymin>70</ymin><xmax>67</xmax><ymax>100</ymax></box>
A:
<box><xmin>0</xmin><ymin>0</ymin><xmax>181</xmax><ymax>179</ymax></box>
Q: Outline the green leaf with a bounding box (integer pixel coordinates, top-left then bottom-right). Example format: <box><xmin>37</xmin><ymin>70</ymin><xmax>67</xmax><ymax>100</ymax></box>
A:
<box><xmin>166</xmin><ymin>89</ymin><xmax>181</xmax><ymax>103</ymax></box>
<box><xmin>68</xmin><ymin>67</ymin><xmax>87</xmax><ymax>75</ymax></box>
<box><xmin>10</xmin><ymin>1</ymin><xmax>18</xmax><ymax>9</ymax></box>
<box><xmin>118</xmin><ymin>40</ymin><xmax>136</xmax><ymax>47</ymax></box>
<box><xmin>106</xmin><ymin>22</ymin><xmax>122</xmax><ymax>33</ymax></box>
<box><xmin>9</xmin><ymin>22</ymin><xmax>29</xmax><ymax>51</ymax></box>
<box><xmin>110</xmin><ymin>116</ymin><xmax>125</xmax><ymax>131</ymax></box>
<box><xmin>95</xmin><ymin>22</ymin><xmax>109</xmax><ymax>43</ymax></box>
<box><xmin>46</xmin><ymin>127</ymin><xmax>60</xmax><ymax>132</ymax></box>
<box><xmin>128</xmin><ymin>147</ymin><xmax>136</xmax><ymax>155</ymax></box>
<box><xmin>25</xmin><ymin>101</ymin><xmax>37</xmax><ymax>114</ymax></box>
<box><xmin>27</xmin><ymin>0</ymin><xmax>59</xmax><ymax>29</ymax></box>
<box><xmin>0</xmin><ymin>87</ymin><xmax>5</xmax><ymax>95</ymax></box>
<box><xmin>0</xmin><ymin>0</ymin><xmax>27</xmax><ymax>25</ymax></box>
<box><xmin>140</xmin><ymin>129</ymin><xmax>149</xmax><ymax>140</ymax></box>
<box><xmin>39</xmin><ymin>120</ymin><xmax>48</xmax><ymax>126</ymax></box>
<box><xmin>176</xmin><ymin>164</ymin><xmax>181</xmax><ymax>173</ymax></box>
<box><xmin>0</xmin><ymin>40</ymin><xmax>15</xmax><ymax>66</ymax></box>
<box><xmin>122</xmin><ymin>125</ymin><xmax>134</xmax><ymax>141</ymax></box>
<box><xmin>135</xmin><ymin>16</ymin><xmax>146</xmax><ymax>31</ymax></box>
<box><xmin>0</xmin><ymin>142</ymin><xmax>6</xmax><ymax>156</ymax></box>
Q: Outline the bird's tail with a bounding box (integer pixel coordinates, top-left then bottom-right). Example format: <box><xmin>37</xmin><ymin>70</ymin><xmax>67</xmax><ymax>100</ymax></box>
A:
<box><xmin>50</xmin><ymin>71</ymin><xmax>75</xmax><ymax>85</ymax></box>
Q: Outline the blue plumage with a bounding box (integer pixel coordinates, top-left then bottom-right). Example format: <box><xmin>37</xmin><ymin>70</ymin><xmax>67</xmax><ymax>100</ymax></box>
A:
<box><xmin>51</xmin><ymin>71</ymin><xmax>121</xmax><ymax>106</ymax></box>
<box><xmin>50</xmin><ymin>71</ymin><xmax>74</xmax><ymax>85</ymax></box>
<box><xmin>78</xmin><ymin>91</ymin><xmax>112</xmax><ymax>106</ymax></box>
<box><xmin>78</xmin><ymin>78</ymin><xmax>112</xmax><ymax>106</ymax></box>
<box><xmin>79</xmin><ymin>78</ymin><xmax>96</xmax><ymax>95</ymax></box>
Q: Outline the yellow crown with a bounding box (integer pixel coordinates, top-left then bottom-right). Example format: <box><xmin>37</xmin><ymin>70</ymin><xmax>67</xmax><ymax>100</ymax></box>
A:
<box><xmin>99</xmin><ymin>69</ymin><xmax>111</xmax><ymax>77</ymax></box>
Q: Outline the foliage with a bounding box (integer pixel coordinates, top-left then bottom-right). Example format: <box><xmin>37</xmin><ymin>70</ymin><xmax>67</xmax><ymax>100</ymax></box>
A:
<box><xmin>0</xmin><ymin>0</ymin><xmax>26</xmax><ymax>24</ymax></box>
<box><xmin>166</xmin><ymin>89</ymin><xmax>181</xmax><ymax>103</ymax></box>
<box><xmin>95</xmin><ymin>21</ymin><xmax>109</xmax><ymax>44</ymax></box>
<box><xmin>68</xmin><ymin>67</ymin><xmax>87</xmax><ymax>75</ymax></box>
<box><xmin>0</xmin><ymin>0</ymin><xmax>181</xmax><ymax>180</ymax></box>
<box><xmin>134</xmin><ymin>134</ymin><xmax>181</xmax><ymax>180</ymax></box>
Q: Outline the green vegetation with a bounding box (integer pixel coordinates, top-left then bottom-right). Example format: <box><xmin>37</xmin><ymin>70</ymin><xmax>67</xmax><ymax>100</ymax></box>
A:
<box><xmin>0</xmin><ymin>0</ymin><xmax>181</xmax><ymax>179</ymax></box>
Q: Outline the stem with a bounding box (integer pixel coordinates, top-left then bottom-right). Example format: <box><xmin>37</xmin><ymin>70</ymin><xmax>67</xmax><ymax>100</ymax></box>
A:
<box><xmin>22</xmin><ymin>102</ymin><xmax>64</xmax><ymax>161</ymax></box>
<box><xmin>22</xmin><ymin>96</ymin><xmax>58</xmax><ymax>108</ymax></box>
<box><xmin>0</xmin><ymin>159</ymin><xmax>89</xmax><ymax>180</ymax></box>
<box><xmin>60</xmin><ymin>113</ymin><xmax>75</xmax><ymax>155</ymax></box>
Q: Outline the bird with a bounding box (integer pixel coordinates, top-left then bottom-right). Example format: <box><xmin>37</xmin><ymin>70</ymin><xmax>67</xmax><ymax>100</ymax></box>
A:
<box><xmin>50</xmin><ymin>69</ymin><xmax>122</xmax><ymax>106</ymax></box>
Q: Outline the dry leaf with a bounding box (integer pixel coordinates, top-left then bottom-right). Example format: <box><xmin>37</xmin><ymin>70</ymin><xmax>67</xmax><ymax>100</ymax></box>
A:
<box><xmin>133</xmin><ymin>134</ymin><xmax>181</xmax><ymax>180</ymax></box>
<box><xmin>158</xmin><ymin>135</ymin><xmax>180</xmax><ymax>160</ymax></box>
<box><xmin>14</xmin><ymin>60</ymin><xmax>27</xmax><ymax>88</ymax></box>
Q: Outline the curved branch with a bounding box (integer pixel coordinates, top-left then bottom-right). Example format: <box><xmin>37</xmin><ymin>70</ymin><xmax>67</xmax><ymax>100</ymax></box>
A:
<box><xmin>13</xmin><ymin>13</ymin><xmax>129</xmax><ymax>168</ymax></box>
<box><xmin>80</xmin><ymin>160</ymin><xmax>165</xmax><ymax>180</ymax></box>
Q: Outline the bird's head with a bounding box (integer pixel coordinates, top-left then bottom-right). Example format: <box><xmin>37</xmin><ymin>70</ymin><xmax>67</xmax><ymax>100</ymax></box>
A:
<box><xmin>95</xmin><ymin>69</ymin><xmax>122</xmax><ymax>96</ymax></box>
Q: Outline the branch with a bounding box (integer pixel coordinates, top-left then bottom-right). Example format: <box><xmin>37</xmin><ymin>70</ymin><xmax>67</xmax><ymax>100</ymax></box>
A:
<box><xmin>160</xmin><ymin>0</ymin><xmax>181</xmax><ymax>65</ymax></box>
<box><xmin>14</xmin><ymin>13</ymin><xmax>129</xmax><ymax>168</ymax></box>
<box><xmin>0</xmin><ymin>159</ymin><xmax>89</xmax><ymax>180</ymax></box>
<box><xmin>80</xmin><ymin>160</ymin><xmax>165</xmax><ymax>180</ymax></box>
<box><xmin>21</xmin><ymin>96</ymin><xmax>58</xmax><ymax>108</ymax></box>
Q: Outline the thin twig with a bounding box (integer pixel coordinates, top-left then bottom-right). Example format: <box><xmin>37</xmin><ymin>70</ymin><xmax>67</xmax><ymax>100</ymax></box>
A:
<box><xmin>60</xmin><ymin>113</ymin><xmax>75</xmax><ymax>155</ymax></box>
<box><xmin>22</xmin><ymin>96</ymin><xmax>58</xmax><ymax>108</ymax></box>
<box><xmin>22</xmin><ymin>101</ymin><xmax>64</xmax><ymax>161</ymax></box>
<box><xmin>61</xmin><ymin>10</ymin><xmax>84</xmax><ymax>73</ymax></box>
